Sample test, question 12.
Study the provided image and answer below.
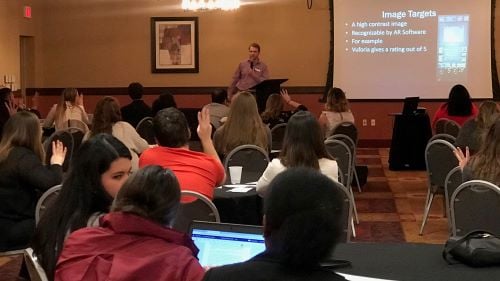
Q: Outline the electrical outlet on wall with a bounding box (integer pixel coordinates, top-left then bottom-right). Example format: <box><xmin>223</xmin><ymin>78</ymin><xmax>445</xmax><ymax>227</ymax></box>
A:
<box><xmin>370</xmin><ymin>119</ymin><xmax>376</xmax><ymax>126</ymax></box>
<box><xmin>362</xmin><ymin>119</ymin><xmax>367</xmax><ymax>126</ymax></box>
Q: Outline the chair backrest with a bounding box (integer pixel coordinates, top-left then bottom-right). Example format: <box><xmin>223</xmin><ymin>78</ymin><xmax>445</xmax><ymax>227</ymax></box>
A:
<box><xmin>435</xmin><ymin>118</ymin><xmax>461</xmax><ymax>137</ymax></box>
<box><xmin>451</xmin><ymin>180</ymin><xmax>500</xmax><ymax>236</ymax></box>
<box><xmin>24</xmin><ymin>248</ymin><xmax>48</xmax><ymax>281</ymax></box>
<box><xmin>332</xmin><ymin>180</ymin><xmax>353</xmax><ymax>242</ymax></box>
<box><xmin>331</xmin><ymin>121</ymin><xmax>358</xmax><ymax>144</ymax></box>
<box><xmin>62</xmin><ymin>127</ymin><xmax>85</xmax><ymax>150</ymax></box>
<box><xmin>444</xmin><ymin>166</ymin><xmax>462</xmax><ymax>230</ymax></box>
<box><xmin>328</xmin><ymin>134</ymin><xmax>356</xmax><ymax>161</ymax></box>
<box><xmin>223</xmin><ymin>145</ymin><xmax>270</xmax><ymax>184</ymax></box>
<box><xmin>67</xmin><ymin>119</ymin><xmax>88</xmax><ymax>133</ymax></box>
<box><xmin>173</xmin><ymin>190</ymin><xmax>220</xmax><ymax>233</ymax></box>
<box><xmin>270</xmin><ymin>123</ymin><xmax>287</xmax><ymax>151</ymax></box>
<box><xmin>35</xmin><ymin>184</ymin><xmax>62</xmax><ymax>225</ymax></box>
<box><xmin>43</xmin><ymin>130</ymin><xmax>74</xmax><ymax>171</ymax></box>
<box><xmin>425</xmin><ymin>139</ymin><xmax>458</xmax><ymax>188</ymax></box>
<box><xmin>324</xmin><ymin>139</ymin><xmax>352</xmax><ymax>187</ymax></box>
<box><xmin>429</xmin><ymin>133</ymin><xmax>456</xmax><ymax>144</ymax></box>
<box><xmin>135</xmin><ymin>117</ymin><xmax>156</xmax><ymax>145</ymax></box>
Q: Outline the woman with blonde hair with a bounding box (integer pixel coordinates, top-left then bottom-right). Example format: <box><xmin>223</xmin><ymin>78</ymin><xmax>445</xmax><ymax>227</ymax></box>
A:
<box><xmin>43</xmin><ymin>88</ymin><xmax>90</xmax><ymax>131</ymax></box>
<box><xmin>456</xmin><ymin>101</ymin><xmax>499</xmax><ymax>153</ymax></box>
<box><xmin>319</xmin><ymin>87</ymin><xmax>355</xmax><ymax>137</ymax></box>
<box><xmin>0</xmin><ymin>111</ymin><xmax>66</xmax><ymax>251</ymax></box>
<box><xmin>87</xmin><ymin>96</ymin><xmax>148</xmax><ymax>171</ymax></box>
<box><xmin>213</xmin><ymin>91</ymin><xmax>270</xmax><ymax>156</ymax></box>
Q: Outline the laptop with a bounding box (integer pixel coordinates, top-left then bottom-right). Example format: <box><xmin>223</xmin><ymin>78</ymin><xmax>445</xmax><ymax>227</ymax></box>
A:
<box><xmin>189</xmin><ymin>221</ymin><xmax>266</xmax><ymax>267</ymax></box>
<box><xmin>402</xmin><ymin>97</ymin><xmax>420</xmax><ymax>115</ymax></box>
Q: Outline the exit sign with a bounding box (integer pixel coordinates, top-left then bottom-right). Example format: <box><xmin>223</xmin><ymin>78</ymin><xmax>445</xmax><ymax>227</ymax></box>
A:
<box><xmin>24</xmin><ymin>6</ymin><xmax>32</xmax><ymax>18</ymax></box>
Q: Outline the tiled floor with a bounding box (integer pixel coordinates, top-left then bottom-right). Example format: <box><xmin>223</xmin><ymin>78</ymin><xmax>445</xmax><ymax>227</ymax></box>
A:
<box><xmin>353</xmin><ymin>148</ymin><xmax>448</xmax><ymax>244</ymax></box>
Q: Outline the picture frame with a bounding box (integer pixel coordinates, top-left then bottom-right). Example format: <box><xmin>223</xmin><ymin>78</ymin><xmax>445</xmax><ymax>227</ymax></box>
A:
<box><xmin>151</xmin><ymin>17</ymin><xmax>199</xmax><ymax>73</ymax></box>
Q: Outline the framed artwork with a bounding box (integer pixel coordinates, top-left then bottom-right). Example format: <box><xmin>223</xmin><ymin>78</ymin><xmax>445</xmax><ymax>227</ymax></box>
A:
<box><xmin>151</xmin><ymin>17</ymin><xmax>199</xmax><ymax>73</ymax></box>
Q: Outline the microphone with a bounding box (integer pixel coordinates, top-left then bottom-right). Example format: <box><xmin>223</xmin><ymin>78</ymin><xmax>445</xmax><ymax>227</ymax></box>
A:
<box><xmin>250</xmin><ymin>61</ymin><xmax>254</xmax><ymax>70</ymax></box>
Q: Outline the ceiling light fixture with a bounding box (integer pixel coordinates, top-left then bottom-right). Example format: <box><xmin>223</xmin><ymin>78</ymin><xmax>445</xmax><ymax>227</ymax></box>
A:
<box><xmin>182</xmin><ymin>0</ymin><xmax>240</xmax><ymax>11</ymax></box>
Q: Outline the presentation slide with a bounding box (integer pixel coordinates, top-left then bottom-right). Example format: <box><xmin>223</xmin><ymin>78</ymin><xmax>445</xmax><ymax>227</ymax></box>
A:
<box><xmin>333</xmin><ymin>0</ymin><xmax>492</xmax><ymax>99</ymax></box>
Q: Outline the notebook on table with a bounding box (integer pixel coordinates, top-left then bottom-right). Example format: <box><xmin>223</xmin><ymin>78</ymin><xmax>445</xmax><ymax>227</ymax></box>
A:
<box><xmin>189</xmin><ymin>221</ymin><xmax>265</xmax><ymax>267</ymax></box>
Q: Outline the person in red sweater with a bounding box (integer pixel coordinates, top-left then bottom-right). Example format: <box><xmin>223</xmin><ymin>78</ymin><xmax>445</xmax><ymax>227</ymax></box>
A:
<box><xmin>432</xmin><ymin>84</ymin><xmax>478</xmax><ymax>129</ymax></box>
<box><xmin>139</xmin><ymin>107</ymin><xmax>225</xmax><ymax>200</ymax></box>
<box><xmin>55</xmin><ymin>165</ymin><xmax>205</xmax><ymax>281</ymax></box>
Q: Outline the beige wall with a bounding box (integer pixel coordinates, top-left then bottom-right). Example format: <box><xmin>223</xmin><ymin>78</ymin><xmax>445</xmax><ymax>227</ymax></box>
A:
<box><xmin>38</xmin><ymin>0</ymin><xmax>330</xmax><ymax>88</ymax></box>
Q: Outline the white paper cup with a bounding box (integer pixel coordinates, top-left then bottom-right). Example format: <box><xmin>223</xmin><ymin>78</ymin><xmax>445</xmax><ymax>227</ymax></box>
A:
<box><xmin>229</xmin><ymin>166</ymin><xmax>243</xmax><ymax>184</ymax></box>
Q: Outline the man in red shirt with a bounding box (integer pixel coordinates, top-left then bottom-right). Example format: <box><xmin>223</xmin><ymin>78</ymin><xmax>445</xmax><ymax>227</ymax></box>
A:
<box><xmin>139</xmin><ymin>107</ymin><xmax>225</xmax><ymax>200</ymax></box>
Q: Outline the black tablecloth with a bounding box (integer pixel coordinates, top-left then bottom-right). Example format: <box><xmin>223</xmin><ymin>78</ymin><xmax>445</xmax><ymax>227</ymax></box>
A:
<box><xmin>213</xmin><ymin>187</ymin><xmax>263</xmax><ymax>226</ymax></box>
<box><xmin>334</xmin><ymin>242</ymin><xmax>500</xmax><ymax>280</ymax></box>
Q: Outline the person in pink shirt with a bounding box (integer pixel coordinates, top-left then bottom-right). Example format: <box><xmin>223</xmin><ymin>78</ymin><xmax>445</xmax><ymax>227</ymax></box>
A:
<box><xmin>432</xmin><ymin>84</ymin><xmax>478</xmax><ymax>129</ymax></box>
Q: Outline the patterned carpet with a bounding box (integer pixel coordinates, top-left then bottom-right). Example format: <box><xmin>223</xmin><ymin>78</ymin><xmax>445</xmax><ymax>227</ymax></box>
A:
<box><xmin>352</xmin><ymin>148</ymin><xmax>448</xmax><ymax>244</ymax></box>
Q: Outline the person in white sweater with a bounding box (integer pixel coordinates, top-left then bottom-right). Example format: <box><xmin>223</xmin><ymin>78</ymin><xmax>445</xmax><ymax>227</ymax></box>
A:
<box><xmin>256</xmin><ymin>111</ymin><xmax>338</xmax><ymax>197</ymax></box>
<box><xmin>86</xmin><ymin>96</ymin><xmax>148</xmax><ymax>171</ymax></box>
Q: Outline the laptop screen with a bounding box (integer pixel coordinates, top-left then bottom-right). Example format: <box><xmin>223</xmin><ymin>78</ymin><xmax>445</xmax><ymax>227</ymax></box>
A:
<box><xmin>190</xmin><ymin>221</ymin><xmax>266</xmax><ymax>267</ymax></box>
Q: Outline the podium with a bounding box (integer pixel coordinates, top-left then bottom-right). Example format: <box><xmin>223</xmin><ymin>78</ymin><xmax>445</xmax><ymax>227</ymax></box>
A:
<box><xmin>251</xmin><ymin>78</ymin><xmax>288</xmax><ymax>112</ymax></box>
<box><xmin>388</xmin><ymin>111</ymin><xmax>432</xmax><ymax>170</ymax></box>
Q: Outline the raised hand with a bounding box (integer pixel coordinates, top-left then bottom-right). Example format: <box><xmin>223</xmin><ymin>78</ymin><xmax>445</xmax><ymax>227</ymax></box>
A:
<box><xmin>280</xmin><ymin>88</ymin><xmax>291</xmax><ymax>104</ymax></box>
<box><xmin>453</xmin><ymin>146</ymin><xmax>469</xmax><ymax>170</ymax></box>
<box><xmin>50</xmin><ymin>140</ymin><xmax>67</xmax><ymax>166</ymax></box>
<box><xmin>197</xmin><ymin>106</ymin><xmax>212</xmax><ymax>142</ymax></box>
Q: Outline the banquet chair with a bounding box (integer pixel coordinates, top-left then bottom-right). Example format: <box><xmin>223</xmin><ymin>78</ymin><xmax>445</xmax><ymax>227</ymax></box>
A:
<box><xmin>331</xmin><ymin>121</ymin><xmax>358</xmax><ymax>145</ymax></box>
<box><xmin>324</xmin><ymin>139</ymin><xmax>359</xmax><ymax>224</ymax></box>
<box><xmin>24</xmin><ymin>248</ymin><xmax>48</xmax><ymax>281</ymax></box>
<box><xmin>443</xmin><ymin>166</ymin><xmax>462</xmax><ymax>231</ymax></box>
<box><xmin>450</xmin><ymin>180</ymin><xmax>500</xmax><ymax>237</ymax></box>
<box><xmin>35</xmin><ymin>184</ymin><xmax>62</xmax><ymax>225</ymax></box>
<box><xmin>435</xmin><ymin>118</ymin><xmax>461</xmax><ymax>137</ymax></box>
<box><xmin>419</xmin><ymin>139</ymin><xmax>458</xmax><ymax>235</ymax></box>
<box><xmin>429</xmin><ymin>133</ymin><xmax>456</xmax><ymax>145</ymax></box>
<box><xmin>328</xmin><ymin>134</ymin><xmax>362</xmax><ymax>192</ymax></box>
<box><xmin>331</xmin><ymin>180</ymin><xmax>354</xmax><ymax>242</ymax></box>
<box><xmin>223</xmin><ymin>145</ymin><xmax>270</xmax><ymax>184</ymax></box>
<box><xmin>135</xmin><ymin>117</ymin><xmax>156</xmax><ymax>145</ymax></box>
<box><xmin>173</xmin><ymin>191</ymin><xmax>220</xmax><ymax>233</ymax></box>
<box><xmin>67</xmin><ymin>119</ymin><xmax>89</xmax><ymax>133</ymax></box>
<box><xmin>270</xmin><ymin>123</ymin><xmax>287</xmax><ymax>152</ymax></box>
<box><xmin>43</xmin><ymin>130</ymin><xmax>74</xmax><ymax>171</ymax></box>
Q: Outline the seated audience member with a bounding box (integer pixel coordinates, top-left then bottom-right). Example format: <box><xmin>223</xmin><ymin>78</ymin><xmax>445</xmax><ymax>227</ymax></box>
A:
<box><xmin>152</xmin><ymin>91</ymin><xmax>177</xmax><ymax>116</ymax></box>
<box><xmin>87</xmin><ymin>96</ymin><xmax>148</xmax><ymax>171</ymax></box>
<box><xmin>213</xmin><ymin>91</ymin><xmax>270</xmax><ymax>156</ymax></box>
<box><xmin>55</xmin><ymin>165</ymin><xmax>204</xmax><ymax>281</ymax></box>
<box><xmin>206</xmin><ymin>89</ymin><xmax>229</xmax><ymax>129</ymax></box>
<box><xmin>0</xmin><ymin>87</ymin><xmax>16</xmax><ymax>137</ymax></box>
<box><xmin>319</xmin><ymin>87</ymin><xmax>355</xmax><ymax>138</ymax></box>
<box><xmin>204</xmin><ymin>168</ymin><xmax>347</xmax><ymax>281</ymax></box>
<box><xmin>257</xmin><ymin>111</ymin><xmax>338</xmax><ymax>197</ymax></box>
<box><xmin>121</xmin><ymin>82</ymin><xmax>152</xmax><ymax>128</ymax></box>
<box><xmin>261</xmin><ymin>89</ymin><xmax>306</xmax><ymax>128</ymax></box>
<box><xmin>43</xmin><ymin>88</ymin><xmax>90</xmax><ymax>131</ymax></box>
<box><xmin>432</xmin><ymin>84</ymin><xmax>478</xmax><ymax>128</ymax></box>
<box><xmin>456</xmin><ymin>101</ymin><xmax>499</xmax><ymax>153</ymax></box>
<box><xmin>0</xmin><ymin>111</ymin><xmax>65</xmax><ymax>251</ymax></box>
<box><xmin>32</xmin><ymin>134</ymin><xmax>132</xmax><ymax>280</ymax></box>
<box><xmin>139</xmin><ymin>107</ymin><xmax>225</xmax><ymax>200</ymax></box>
<box><xmin>454</xmin><ymin>119</ymin><xmax>500</xmax><ymax>186</ymax></box>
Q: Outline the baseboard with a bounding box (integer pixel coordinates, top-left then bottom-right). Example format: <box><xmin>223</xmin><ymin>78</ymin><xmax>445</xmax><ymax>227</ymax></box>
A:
<box><xmin>358</xmin><ymin>139</ymin><xmax>391</xmax><ymax>148</ymax></box>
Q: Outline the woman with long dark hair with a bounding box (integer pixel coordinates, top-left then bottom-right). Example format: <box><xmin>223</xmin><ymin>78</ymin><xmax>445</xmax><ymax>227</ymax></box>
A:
<box><xmin>0</xmin><ymin>111</ymin><xmax>65</xmax><ymax>251</ymax></box>
<box><xmin>261</xmin><ymin>89</ymin><xmax>305</xmax><ymax>128</ymax></box>
<box><xmin>88</xmin><ymin>96</ymin><xmax>148</xmax><ymax>171</ymax></box>
<box><xmin>256</xmin><ymin>111</ymin><xmax>338</xmax><ymax>196</ymax></box>
<box><xmin>31</xmin><ymin>134</ymin><xmax>132</xmax><ymax>280</ymax></box>
<box><xmin>432</xmin><ymin>84</ymin><xmax>478</xmax><ymax>128</ymax></box>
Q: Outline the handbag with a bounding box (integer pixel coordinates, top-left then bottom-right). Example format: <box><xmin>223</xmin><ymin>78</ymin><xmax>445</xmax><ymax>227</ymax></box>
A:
<box><xmin>443</xmin><ymin>230</ymin><xmax>500</xmax><ymax>267</ymax></box>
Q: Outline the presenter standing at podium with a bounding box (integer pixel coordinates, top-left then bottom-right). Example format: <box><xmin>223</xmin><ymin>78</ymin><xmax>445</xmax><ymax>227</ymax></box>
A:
<box><xmin>228</xmin><ymin>43</ymin><xmax>270</xmax><ymax>100</ymax></box>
